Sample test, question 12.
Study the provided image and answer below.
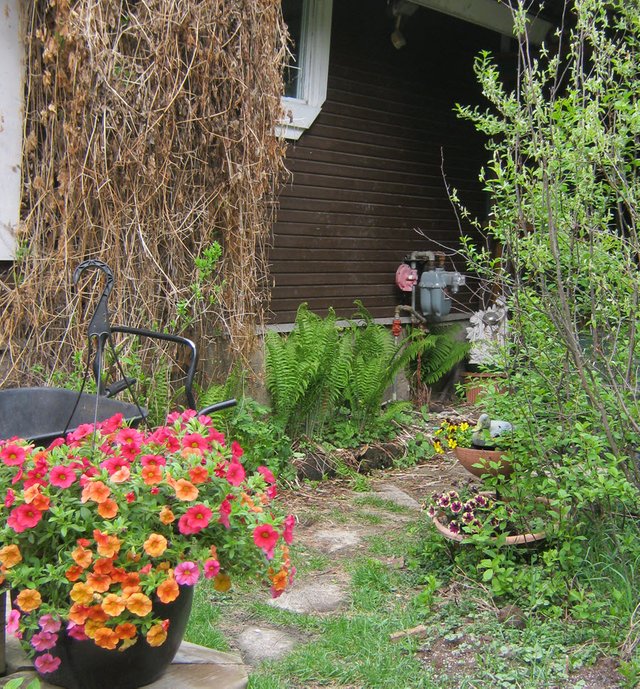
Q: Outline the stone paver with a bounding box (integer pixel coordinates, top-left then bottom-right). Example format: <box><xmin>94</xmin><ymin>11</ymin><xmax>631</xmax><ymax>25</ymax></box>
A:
<box><xmin>269</xmin><ymin>580</ymin><xmax>347</xmax><ymax>614</ymax></box>
<box><xmin>236</xmin><ymin>627</ymin><xmax>298</xmax><ymax>665</ymax></box>
<box><xmin>370</xmin><ymin>483</ymin><xmax>421</xmax><ymax>510</ymax></box>
<box><xmin>312</xmin><ymin>528</ymin><xmax>361</xmax><ymax>554</ymax></box>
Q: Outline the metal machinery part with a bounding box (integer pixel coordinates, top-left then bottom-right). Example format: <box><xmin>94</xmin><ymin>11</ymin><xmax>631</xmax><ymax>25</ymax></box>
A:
<box><xmin>395</xmin><ymin>251</ymin><xmax>465</xmax><ymax>320</ymax></box>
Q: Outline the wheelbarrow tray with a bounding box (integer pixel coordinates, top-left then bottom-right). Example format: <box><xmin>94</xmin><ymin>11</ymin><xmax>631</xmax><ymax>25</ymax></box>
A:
<box><xmin>0</xmin><ymin>387</ymin><xmax>146</xmax><ymax>446</ymax></box>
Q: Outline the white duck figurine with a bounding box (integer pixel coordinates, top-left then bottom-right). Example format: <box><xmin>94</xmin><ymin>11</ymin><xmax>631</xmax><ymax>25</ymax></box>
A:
<box><xmin>472</xmin><ymin>413</ymin><xmax>513</xmax><ymax>448</ymax></box>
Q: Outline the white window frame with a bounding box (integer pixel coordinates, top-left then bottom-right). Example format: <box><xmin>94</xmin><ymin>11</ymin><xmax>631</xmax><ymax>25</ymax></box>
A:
<box><xmin>0</xmin><ymin>0</ymin><xmax>24</xmax><ymax>260</ymax></box>
<box><xmin>277</xmin><ymin>0</ymin><xmax>333</xmax><ymax>141</ymax></box>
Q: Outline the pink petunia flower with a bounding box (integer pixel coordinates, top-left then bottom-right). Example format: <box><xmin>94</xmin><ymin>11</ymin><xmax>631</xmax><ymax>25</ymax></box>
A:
<box><xmin>49</xmin><ymin>465</ymin><xmax>76</xmax><ymax>489</ymax></box>
<box><xmin>31</xmin><ymin>630</ymin><xmax>58</xmax><ymax>651</ymax></box>
<box><xmin>174</xmin><ymin>561</ymin><xmax>200</xmax><ymax>586</ymax></box>
<box><xmin>6</xmin><ymin>609</ymin><xmax>20</xmax><ymax>636</ymax></box>
<box><xmin>66</xmin><ymin>621</ymin><xmax>89</xmax><ymax>641</ymax></box>
<box><xmin>208</xmin><ymin>429</ymin><xmax>226</xmax><ymax>447</ymax></box>
<box><xmin>67</xmin><ymin>423</ymin><xmax>95</xmax><ymax>442</ymax></box>
<box><xmin>182</xmin><ymin>433</ymin><xmax>209</xmax><ymax>453</ymax></box>
<box><xmin>38</xmin><ymin>614</ymin><xmax>62</xmax><ymax>634</ymax></box>
<box><xmin>218</xmin><ymin>499</ymin><xmax>232</xmax><ymax>528</ymax></box>
<box><xmin>4</xmin><ymin>488</ymin><xmax>15</xmax><ymax>508</ymax></box>
<box><xmin>7</xmin><ymin>503</ymin><xmax>43</xmax><ymax>532</ymax></box>
<box><xmin>178</xmin><ymin>504</ymin><xmax>213</xmax><ymax>535</ymax></box>
<box><xmin>1</xmin><ymin>444</ymin><xmax>26</xmax><ymax>466</ymax></box>
<box><xmin>231</xmin><ymin>441</ymin><xmax>244</xmax><ymax>460</ymax></box>
<box><xmin>203</xmin><ymin>558</ymin><xmax>220</xmax><ymax>579</ymax></box>
<box><xmin>257</xmin><ymin>466</ymin><xmax>275</xmax><ymax>484</ymax></box>
<box><xmin>283</xmin><ymin>514</ymin><xmax>295</xmax><ymax>545</ymax></box>
<box><xmin>253</xmin><ymin>524</ymin><xmax>279</xmax><ymax>555</ymax></box>
<box><xmin>226</xmin><ymin>460</ymin><xmax>245</xmax><ymax>487</ymax></box>
<box><xmin>34</xmin><ymin>653</ymin><xmax>61</xmax><ymax>674</ymax></box>
<box><xmin>140</xmin><ymin>454</ymin><xmax>167</xmax><ymax>467</ymax></box>
<box><xmin>115</xmin><ymin>427</ymin><xmax>144</xmax><ymax>447</ymax></box>
<box><xmin>97</xmin><ymin>413</ymin><xmax>124</xmax><ymax>434</ymax></box>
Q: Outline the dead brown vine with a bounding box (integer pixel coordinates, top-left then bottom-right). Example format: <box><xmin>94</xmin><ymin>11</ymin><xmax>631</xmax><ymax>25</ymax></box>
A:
<box><xmin>0</xmin><ymin>0</ymin><xmax>288</xmax><ymax>387</ymax></box>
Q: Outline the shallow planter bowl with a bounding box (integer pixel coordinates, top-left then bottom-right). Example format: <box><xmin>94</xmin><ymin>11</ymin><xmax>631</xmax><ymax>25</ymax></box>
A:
<box><xmin>453</xmin><ymin>446</ymin><xmax>513</xmax><ymax>478</ymax></box>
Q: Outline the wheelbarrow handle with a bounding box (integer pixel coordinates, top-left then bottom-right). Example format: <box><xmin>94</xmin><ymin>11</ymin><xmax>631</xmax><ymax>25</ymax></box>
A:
<box><xmin>198</xmin><ymin>398</ymin><xmax>237</xmax><ymax>416</ymax></box>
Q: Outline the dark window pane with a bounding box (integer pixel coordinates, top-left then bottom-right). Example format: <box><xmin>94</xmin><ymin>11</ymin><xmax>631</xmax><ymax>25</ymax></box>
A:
<box><xmin>282</xmin><ymin>0</ymin><xmax>304</xmax><ymax>98</ymax></box>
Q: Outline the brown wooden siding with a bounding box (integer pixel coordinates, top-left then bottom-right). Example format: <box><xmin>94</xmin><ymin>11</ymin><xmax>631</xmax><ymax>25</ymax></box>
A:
<box><xmin>269</xmin><ymin>0</ymin><xmax>500</xmax><ymax>324</ymax></box>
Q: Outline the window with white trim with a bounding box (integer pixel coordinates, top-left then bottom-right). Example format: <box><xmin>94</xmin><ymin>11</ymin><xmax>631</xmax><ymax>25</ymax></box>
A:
<box><xmin>278</xmin><ymin>0</ymin><xmax>333</xmax><ymax>141</ymax></box>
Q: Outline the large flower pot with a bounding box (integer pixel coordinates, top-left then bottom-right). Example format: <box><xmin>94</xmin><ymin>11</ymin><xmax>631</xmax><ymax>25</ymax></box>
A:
<box><xmin>453</xmin><ymin>446</ymin><xmax>513</xmax><ymax>478</ymax></box>
<box><xmin>33</xmin><ymin>586</ymin><xmax>194</xmax><ymax>689</ymax></box>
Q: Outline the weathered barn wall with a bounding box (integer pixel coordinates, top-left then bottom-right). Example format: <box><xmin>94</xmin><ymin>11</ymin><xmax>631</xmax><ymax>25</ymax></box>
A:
<box><xmin>270</xmin><ymin>0</ymin><xmax>499</xmax><ymax>324</ymax></box>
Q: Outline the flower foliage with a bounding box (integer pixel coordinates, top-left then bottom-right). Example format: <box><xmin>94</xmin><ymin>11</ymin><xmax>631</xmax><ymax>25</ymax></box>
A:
<box><xmin>432</xmin><ymin>419</ymin><xmax>472</xmax><ymax>454</ymax></box>
<box><xmin>427</xmin><ymin>487</ymin><xmax>514</xmax><ymax>538</ymax></box>
<box><xmin>0</xmin><ymin>411</ymin><xmax>294</xmax><ymax>673</ymax></box>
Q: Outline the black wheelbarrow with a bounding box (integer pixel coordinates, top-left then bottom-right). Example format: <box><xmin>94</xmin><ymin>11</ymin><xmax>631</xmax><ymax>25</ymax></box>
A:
<box><xmin>0</xmin><ymin>260</ymin><xmax>235</xmax><ymax>446</ymax></box>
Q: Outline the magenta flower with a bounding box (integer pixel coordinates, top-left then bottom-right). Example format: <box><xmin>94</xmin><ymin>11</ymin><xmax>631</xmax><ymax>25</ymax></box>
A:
<box><xmin>7</xmin><ymin>503</ymin><xmax>43</xmax><ymax>533</ymax></box>
<box><xmin>182</xmin><ymin>433</ymin><xmax>209</xmax><ymax>453</ymax></box>
<box><xmin>218</xmin><ymin>499</ymin><xmax>232</xmax><ymax>528</ymax></box>
<box><xmin>4</xmin><ymin>488</ymin><xmax>15</xmax><ymax>508</ymax></box>
<box><xmin>203</xmin><ymin>558</ymin><xmax>221</xmax><ymax>579</ymax></box>
<box><xmin>226</xmin><ymin>460</ymin><xmax>246</xmax><ymax>487</ymax></box>
<box><xmin>208</xmin><ymin>429</ymin><xmax>226</xmax><ymax>446</ymax></box>
<box><xmin>253</xmin><ymin>524</ymin><xmax>279</xmax><ymax>556</ymax></box>
<box><xmin>174</xmin><ymin>561</ymin><xmax>200</xmax><ymax>586</ymax></box>
<box><xmin>31</xmin><ymin>630</ymin><xmax>58</xmax><ymax>651</ymax></box>
<box><xmin>49</xmin><ymin>465</ymin><xmax>76</xmax><ymax>489</ymax></box>
<box><xmin>34</xmin><ymin>652</ymin><xmax>61</xmax><ymax>674</ymax></box>
<box><xmin>1</xmin><ymin>444</ymin><xmax>26</xmax><ymax>466</ymax></box>
<box><xmin>178</xmin><ymin>504</ymin><xmax>213</xmax><ymax>535</ymax></box>
<box><xmin>231</xmin><ymin>441</ymin><xmax>244</xmax><ymax>460</ymax></box>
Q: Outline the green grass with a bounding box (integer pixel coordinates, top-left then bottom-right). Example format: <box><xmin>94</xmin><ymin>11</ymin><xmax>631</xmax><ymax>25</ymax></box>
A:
<box><xmin>184</xmin><ymin>584</ymin><xmax>230</xmax><ymax>651</ymax></box>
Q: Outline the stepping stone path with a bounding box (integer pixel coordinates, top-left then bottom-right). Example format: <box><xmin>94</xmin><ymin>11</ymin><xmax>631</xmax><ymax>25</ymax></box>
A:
<box><xmin>269</xmin><ymin>579</ymin><xmax>348</xmax><ymax>614</ymax></box>
<box><xmin>236</xmin><ymin>628</ymin><xmax>298</xmax><ymax>666</ymax></box>
<box><xmin>368</xmin><ymin>483</ymin><xmax>422</xmax><ymax>511</ymax></box>
<box><xmin>312</xmin><ymin>528</ymin><xmax>362</xmax><ymax>554</ymax></box>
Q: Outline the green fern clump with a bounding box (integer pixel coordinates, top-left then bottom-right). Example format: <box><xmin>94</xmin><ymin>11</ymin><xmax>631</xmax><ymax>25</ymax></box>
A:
<box><xmin>265</xmin><ymin>303</ymin><xmax>470</xmax><ymax>443</ymax></box>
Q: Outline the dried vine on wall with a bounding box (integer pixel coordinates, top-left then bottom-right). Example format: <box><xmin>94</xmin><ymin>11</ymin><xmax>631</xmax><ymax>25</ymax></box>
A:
<box><xmin>0</xmin><ymin>0</ymin><xmax>288</xmax><ymax>386</ymax></box>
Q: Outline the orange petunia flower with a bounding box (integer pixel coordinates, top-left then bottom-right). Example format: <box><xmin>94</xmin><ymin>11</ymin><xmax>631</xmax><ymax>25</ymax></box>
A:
<box><xmin>209</xmin><ymin>545</ymin><xmax>218</xmax><ymax>560</ymax></box>
<box><xmin>213</xmin><ymin>572</ymin><xmax>232</xmax><ymax>593</ymax></box>
<box><xmin>156</xmin><ymin>577</ymin><xmax>179</xmax><ymax>604</ymax></box>
<box><xmin>0</xmin><ymin>544</ymin><xmax>22</xmax><ymax>568</ymax></box>
<box><xmin>143</xmin><ymin>533</ymin><xmax>168</xmax><ymax>558</ymax></box>
<box><xmin>146</xmin><ymin>623</ymin><xmax>168</xmax><ymax>647</ymax></box>
<box><xmin>115</xmin><ymin>622</ymin><xmax>137</xmax><ymax>640</ymax></box>
<box><xmin>87</xmin><ymin>572</ymin><xmax>112</xmax><ymax>593</ymax></box>
<box><xmin>125</xmin><ymin>592</ymin><xmax>152</xmax><ymax>617</ymax></box>
<box><xmin>68</xmin><ymin>603</ymin><xmax>91</xmax><ymax>624</ymax></box>
<box><xmin>70</xmin><ymin>582</ymin><xmax>93</xmax><ymax>605</ymax></box>
<box><xmin>101</xmin><ymin>593</ymin><xmax>126</xmax><ymax>617</ymax></box>
<box><xmin>110</xmin><ymin>466</ymin><xmax>130</xmax><ymax>483</ymax></box>
<box><xmin>86</xmin><ymin>605</ymin><xmax>109</xmax><ymax>623</ymax></box>
<box><xmin>270</xmin><ymin>568</ymin><xmax>288</xmax><ymax>592</ymax></box>
<box><xmin>71</xmin><ymin>545</ymin><xmax>93</xmax><ymax>569</ymax></box>
<box><xmin>93</xmin><ymin>530</ymin><xmax>121</xmax><ymax>558</ymax></box>
<box><xmin>159</xmin><ymin>506</ymin><xmax>175</xmax><ymax>524</ymax></box>
<box><xmin>16</xmin><ymin>588</ymin><xmax>42</xmax><ymax>612</ymax></box>
<box><xmin>174</xmin><ymin>479</ymin><xmax>198</xmax><ymax>501</ymax></box>
<box><xmin>189</xmin><ymin>465</ymin><xmax>209</xmax><ymax>484</ymax></box>
<box><xmin>65</xmin><ymin>565</ymin><xmax>85</xmax><ymax>582</ymax></box>
<box><xmin>141</xmin><ymin>465</ymin><xmax>163</xmax><ymax>485</ymax></box>
<box><xmin>93</xmin><ymin>558</ymin><xmax>115</xmax><ymax>576</ymax></box>
<box><xmin>97</xmin><ymin>498</ymin><xmax>118</xmax><ymax>519</ymax></box>
<box><xmin>81</xmin><ymin>480</ymin><xmax>111</xmax><ymax>504</ymax></box>
<box><xmin>93</xmin><ymin>626</ymin><xmax>119</xmax><ymax>650</ymax></box>
<box><xmin>29</xmin><ymin>490</ymin><xmax>50</xmax><ymax>512</ymax></box>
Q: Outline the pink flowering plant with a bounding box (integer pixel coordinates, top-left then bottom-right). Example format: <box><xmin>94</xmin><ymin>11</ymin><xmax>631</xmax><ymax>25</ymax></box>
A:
<box><xmin>0</xmin><ymin>411</ymin><xmax>295</xmax><ymax>676</ymax></box>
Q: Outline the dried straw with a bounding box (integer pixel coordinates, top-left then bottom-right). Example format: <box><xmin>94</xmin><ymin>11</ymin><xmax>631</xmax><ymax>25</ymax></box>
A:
<box><xmin>0</xmin><ymin>0</ymin><xmax>288</xmax><ymax>386</ymax></box>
